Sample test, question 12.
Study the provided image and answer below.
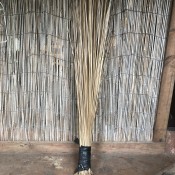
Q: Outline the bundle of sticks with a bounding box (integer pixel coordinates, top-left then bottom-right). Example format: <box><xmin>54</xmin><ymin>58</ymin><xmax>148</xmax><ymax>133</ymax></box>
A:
<box><xmin>71</xmin><ymin>0</ymin><xmax>111</xmax><ymax>174</ymax></box>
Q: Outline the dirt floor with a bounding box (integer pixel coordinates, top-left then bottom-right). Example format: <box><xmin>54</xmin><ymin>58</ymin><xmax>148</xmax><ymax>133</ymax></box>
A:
<box><xmin>0</xmin><ymin>151</ymin><xmax>174</xmax><ymax>175</ymax></box>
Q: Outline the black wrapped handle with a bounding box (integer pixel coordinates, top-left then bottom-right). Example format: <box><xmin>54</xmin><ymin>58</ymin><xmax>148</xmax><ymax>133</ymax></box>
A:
<box><xmin>75</xmin><ymin>146</ymin><xmax>91</xmax><ymax>173</ymax></box>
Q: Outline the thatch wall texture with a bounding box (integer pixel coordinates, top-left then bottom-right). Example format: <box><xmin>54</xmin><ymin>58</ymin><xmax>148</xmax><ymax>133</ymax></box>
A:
<box><xmin>0</xmin><ymin>0</ymin><xmax>172</xmax><ymax>142</ymax></box>
<box><xmin>98</xmin><ymin>0</ymin><xmax>172</xmax><ymax>142</ymax></box>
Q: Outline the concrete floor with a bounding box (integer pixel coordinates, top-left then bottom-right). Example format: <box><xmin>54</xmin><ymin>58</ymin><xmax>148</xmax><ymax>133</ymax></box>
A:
<box><xmin>0</xmin><ymin>152</ymin><xmax>175</xmax><ymax>175</ymax></box>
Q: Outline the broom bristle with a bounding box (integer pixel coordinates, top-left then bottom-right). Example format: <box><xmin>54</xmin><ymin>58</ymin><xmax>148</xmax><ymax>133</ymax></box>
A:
<box><xmin>74</xmin><ymin>169</ymin><xmax>93</xmax><ymax>175</ymax></box>
<box><xmin>72</xmin><ymin>0</ymin><xmax>111</xmax><ymax>146</ymax></box>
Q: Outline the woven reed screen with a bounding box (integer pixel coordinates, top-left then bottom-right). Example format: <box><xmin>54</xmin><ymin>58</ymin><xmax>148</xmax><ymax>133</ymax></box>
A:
<box><xmin>0</xmin><ymin>0</ymin><xmax>172</xmax><ymax>141</ymax></box>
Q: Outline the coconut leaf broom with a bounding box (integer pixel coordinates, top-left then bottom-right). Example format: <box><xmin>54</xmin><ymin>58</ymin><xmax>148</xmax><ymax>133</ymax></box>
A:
<box><xmin>71</xmin><ymin>0</ymin><xmax>111</xmax><ymax>174</ymax></box>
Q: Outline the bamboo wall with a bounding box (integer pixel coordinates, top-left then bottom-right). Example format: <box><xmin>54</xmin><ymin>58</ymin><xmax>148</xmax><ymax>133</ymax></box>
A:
<box><xmin>0</xmin><ymin>0</ymin><xmax>172</xmax><ymax>142</ymax></box>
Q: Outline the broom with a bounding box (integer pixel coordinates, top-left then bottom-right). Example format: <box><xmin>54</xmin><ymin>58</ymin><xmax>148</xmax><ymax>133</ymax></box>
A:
<box><xmin>71</xmin><ymin>0</ymin><xmax>111</xmax><ymax>174</ymax></box>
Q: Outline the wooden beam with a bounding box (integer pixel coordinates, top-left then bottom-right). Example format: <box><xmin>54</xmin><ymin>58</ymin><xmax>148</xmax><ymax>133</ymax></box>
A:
<box><xmin>165</xmin><ymin>131</ymin><xmax>175</xmax><ymax>154</ymax></box>
<box><xmin>0</xmin><ymin>142</ymin><xmax>165</xmax><ymax>154</ymax></box>
<box><xmin>153</xmin><ymin>0</ymin><xmax>175</xmax><ymax>142</ymax></box>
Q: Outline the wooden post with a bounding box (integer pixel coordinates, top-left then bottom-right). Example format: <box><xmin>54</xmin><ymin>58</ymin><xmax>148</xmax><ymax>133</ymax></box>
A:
<box><xmin>153</xmin><ymin>0</ymin><xmax>175</xmax><ymax>142</ymax></box>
